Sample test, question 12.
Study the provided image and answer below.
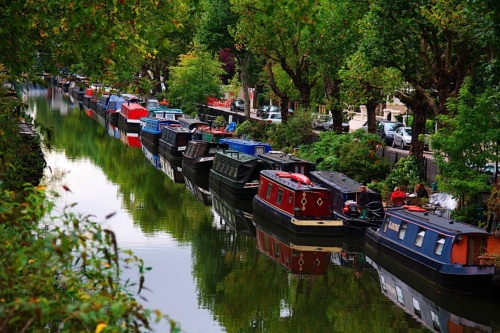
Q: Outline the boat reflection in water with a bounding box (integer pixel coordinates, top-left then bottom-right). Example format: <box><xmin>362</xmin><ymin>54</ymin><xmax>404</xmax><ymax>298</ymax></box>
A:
<box><xmin>141</xmin><ymin>144</ymin><xmax>162</xmax><ymax>170</ymax></box>
<box><xmin>184</xmin><ymin>167</ymin><xmax>212</xmax><ymax>206</ymax></box>
<box><xmin>159</xmin><ymin>154</ymin><xmax>184</xmax><ymax>183</ymax></box>
<box><xmin>366</xmin><ymin>255</ymin><xmax>500</xmax><ymax>333</ymax></box>
<box><xmin>253</xmin><ymin>213</ymin><xmax>343</xmax><ymax>275</ymax></box>
<box><xmin>211</xmin><ymin>188</ymin><xmax>255</xmax><ymax>237</ymax></box>
<box><xmin>119</xmin><ymin>130</ymin><xmax>141</xmax><ymax>148</ymax></box>
<box><xmin>105</xmin><ymin>121</ymin><xmax>120</xmax><ymax>140</ymax></box>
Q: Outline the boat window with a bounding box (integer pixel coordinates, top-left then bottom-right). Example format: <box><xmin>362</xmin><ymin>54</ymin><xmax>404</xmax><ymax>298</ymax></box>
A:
<box><xmin>294</xmin><ymin>166</ymin><xmax>299</xmax><ymax>173</ymax></box>
<box><xmin>301</xmin><ymin>166</ymin><xmax>305</xmax><ymax>174</ymax></box>
<box><xmin>277</xmin><ymin>188</ymin><xmax>283</xmax><ymax>205</ymax></box>
<box><xmin>266</xmin><ymin>183</ymin><xmax>273</xmax><ymax>199</ymax></box>
<box><xmin>255</xmin><ymin>146</ymin><xmax>265</xmax><ymax>155</ymax></box>
<box><xmin>289</xmin><ymin>193</ymin><xmax>293</xmax><ymax>204</ymax></box>
<box><xmin>415</xmin><ymin>229</ymin><xmax>425</xmax><ymax>247</ymax></box>
<box><xmin>396</xmin><ymin>285</ymin><xmax>403</xmax><ymax>304</ymax></box>
<box><xmin>398</xmin><ymin>222</ymin><xmax>408</xmax><ymax>240</ymax></box>
<box><xmin>434</xmin><ymin>237</ymin><xmax>446</xmax><ymax>256</ymax></box>
<box><xmin>412</xmin><ymin>298</ymin><xmax>421</xmax><ymax>318</ymax></box>
<box><xmin>380</xmin><ymin>275</ymin><xmax>386</xmax><ymax>291</ymax></box>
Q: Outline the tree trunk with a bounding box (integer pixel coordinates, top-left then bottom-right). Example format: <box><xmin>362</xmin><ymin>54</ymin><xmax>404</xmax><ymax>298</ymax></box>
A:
<box><xmin>238</xmin><ymin>53</ymin><xmax>251</xmax><ymax>118</ymax></box>
<box><xmin>365</xmin><ymin>99</ymin><xmax>378</xmax><ymax>135</ymax></box>
<box><xmin>265</xmin><ymin>58</ymin><xmax>290</xmax><ymax>123</ymax></box>
<box><xmin>324</xmin><ymin>75</ymin><xmax>343</xmax><ymax>133</ymax></box>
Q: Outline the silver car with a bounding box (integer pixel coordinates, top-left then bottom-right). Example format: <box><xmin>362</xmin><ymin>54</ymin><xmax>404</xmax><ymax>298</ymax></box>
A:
<box><xmin>392</xmin><ymin>127</ymin><xmax>429</xmax><ymax>150</ymax></box>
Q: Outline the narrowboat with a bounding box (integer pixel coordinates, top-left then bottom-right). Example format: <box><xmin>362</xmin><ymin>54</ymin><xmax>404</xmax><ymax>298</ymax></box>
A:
<box><xmin>309</xmin><ymin>170</ymin><xmax>384</xmax><ymax>229</ymax></box>
<box><xmin>159</xmin><ymin>154</ymin><xmax>184</xmax><ymax>183</ymax></box>
<box><xmin>183</xmin><ymin>167</ymin><xmax>212</xmax><ymax>206</ymax></box>
<box><xmin>140</xmin><ymin>118</ymin><xmax>180</xmax><ymax>155</ymax></box>
<box><xmin>366</xmin><ymin>255</ymin><xmax>498</xmax><ymax>333</ymax></box>
<box><xmin>95</xmin><ymin>95</ymin><xmax>110</xmax><ymax>117</ymax></box>
<box><xmin>83</xmin><ymin>88</ymin><xmax>95</xmax><ymax>108</ymax></box>
<box><xmin>211</xmin><ymin>189</ymin><xmax>255</xmax><ymax>236</ymax></box>
<box><xmin>219</xmin><ymin>138</ymin><xmax>272</xmax><ymax>156</ymax></box>
<box><xmin>365</xmin><ymin>206</ymin><xmax>499</xmax><ymax>296</ymax></box>
<box><xmin>118</xmin><ymin>102</ymin><xmax>149</xmax><ymax>133</ymax></box>
<box><xmin>158</xmin><ymin>124</ymin><xmax>194</xmax><ymax>160</ymax></box>
<box><xmin>182</xmin><ymin>140</ymin><xmax>228</xmax><ymax>174</ymax></box>
<box><xmin>253</xmin><ymin>170</ymin><xmax>344</xmax><ymax>236</ymax></box>
<box><xmin>259</xmin><ymin>151</ymin><xmax>315</xmax><ymax>175</ymax></box>
<box><xmin>142</xmin><ymin>144</ymin><xmax>162</xmax><ymax>170</ymax></box>
<box><xmin>178</xmin><ymin>117</ymin><xmax>210</xmax><ymax>134</ymax></box>
<box><xmin>105</xmin><ymin>94</ymin><xmax>131</xmax><ymax>126</ymax></box>
<box><xmin>140</xmin><ymin>105</ymin><xmax>184</xmax><ymax>131</ymax></box>
<box><xmin>209</xmin><ymin>150</ymin><xmax>272</xmax><ymax>199</ymax></box>
<box><xmin>201</xmin><ymin>127</ymin><xmax>235</xmax><ymax>143</ymax></box>
<box><xmin>253</xmin><ymin>212</ymin><xmax>343</xmax><ymax>274</ymax></box>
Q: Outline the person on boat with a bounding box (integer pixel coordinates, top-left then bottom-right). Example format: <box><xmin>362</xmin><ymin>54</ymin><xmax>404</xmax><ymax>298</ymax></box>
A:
<box><xmin>415</xmin><ymin>183</ymin><xmax>429</xmax><ymax>198</ymax></box>
<box><xmin>357</xmin><ymin>185</ymin><xmax>370</xmax><ymax>218</ymax></box>
<box><xmin>390</xmin><ymin>186</ymin><xmax>407</xmax><ymax>206</ymax></box>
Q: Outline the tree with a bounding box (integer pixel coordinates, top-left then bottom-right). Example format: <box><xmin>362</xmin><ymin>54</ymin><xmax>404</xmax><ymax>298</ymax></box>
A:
<box><xmin>431</xmin><ymin>78</ymin><xmax>499</xmax><ymax>208</ymax></box>
<box><xmin>360</xmin><ymin>0</ymin><xmax>497</xmax><ymax>159</ymax></box>
<box><xmin>167</xmin><ymin>47</ymin><xmax>225</xmax><ymax>115</ymax></box>
<box><xmin>230</xmin><ymin>0</ymin><xmax>321</xmax><ymax>110</ymax></box>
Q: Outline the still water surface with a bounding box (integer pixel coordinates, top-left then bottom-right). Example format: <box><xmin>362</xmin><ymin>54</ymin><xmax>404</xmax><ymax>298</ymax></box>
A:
<box><xmin>27</xmin><ymin>86</ymin><xmax>500</xmax><ymax>333</ymax></box>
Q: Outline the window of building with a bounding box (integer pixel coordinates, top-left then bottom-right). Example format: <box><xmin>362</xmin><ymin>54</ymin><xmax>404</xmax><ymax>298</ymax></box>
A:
<box><xmin>398</xmin><ymin>222</ymin><xmax>408</xmax><ymax>240</ymax></box>
<box><xmin>412</xmin><ymin>298</ymin><xmax>421</xmax><ymax>318</ymax></box>
<box><xmin>434</xmin><ymin>237</ymin><xmax>446</xmax><ymax>255</ymax></box>
<box><xmin>415</xmin><ymin>229</ymin><xmax>425</xmax><ymax>247</ymax></box>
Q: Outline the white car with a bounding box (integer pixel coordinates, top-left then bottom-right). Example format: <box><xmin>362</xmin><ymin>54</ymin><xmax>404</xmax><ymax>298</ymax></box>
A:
<box><xmin>261</xmin><ymin>111</ymin><xmax>282</xmax><ymax>123</ymax></box>
<box><xmin>392</xmin><ymin>127</ymin><xmax>429</xmax><ymax>150</ymax></box>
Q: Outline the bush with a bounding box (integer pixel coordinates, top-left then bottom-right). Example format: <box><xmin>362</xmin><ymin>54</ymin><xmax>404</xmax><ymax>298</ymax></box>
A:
<box><xmin>385</xmin><ymin>155</ymin><xmax>422</xmax><ymax>192</ymax></box>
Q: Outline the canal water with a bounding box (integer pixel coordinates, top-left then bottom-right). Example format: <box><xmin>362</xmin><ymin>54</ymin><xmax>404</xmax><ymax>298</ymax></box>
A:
<box><xmin>27</xmin><ymin>86</ymin><xmax>500</xmax><ymax>333</ymax></box>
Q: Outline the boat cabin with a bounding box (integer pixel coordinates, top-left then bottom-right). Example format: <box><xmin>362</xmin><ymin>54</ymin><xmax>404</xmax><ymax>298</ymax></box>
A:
<box><xmin>309</xmin><ymin>171</ymin><xmax>383</xmax><ymax>219</ymax></box>
<box><xmin>257</xmin><ymin>170</ymin><xmax>333</xmax><ymax>219</ymax></box>
<box><xmin>146</xmin><ymin>106</ymin><xmax>184</xmax><ymax>121</ymax></box>
<box><xmin>381</xmin><ymin>207</ymin><xmax>490</xmax><ymax>266</ymax></box>
<box><xmin>219</xmin><ymin>138</ymin><xmax>272</xmax><ymax>156</ymax></box>
<box><xmin>259</xmin><ymin>151</ymin><xmax>315</xmax><ymax>175</ymax></box>
<box><xmin>120</xmin><ymin>103</ymin><xmax>149</xmax><ymax>121</ymax></box>
<box><xmin>178</xmin><ymin>117</ymin><xmax>209</xmax><ymax>131</ymax></box>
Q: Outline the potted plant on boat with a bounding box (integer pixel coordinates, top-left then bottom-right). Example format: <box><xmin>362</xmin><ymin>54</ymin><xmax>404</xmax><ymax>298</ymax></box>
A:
<box><xmin>214</xmin><ymin>116</ymin><xmax>227</xmax><ymax>130</ymax></box>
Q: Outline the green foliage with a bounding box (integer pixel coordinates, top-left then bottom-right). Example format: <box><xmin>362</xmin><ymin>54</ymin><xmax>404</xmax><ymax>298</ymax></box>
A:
<box><xmin>431</xmin><ymin>78</ymin><xmax>498</xmax><ymax>203</ymax></box>
<box><xmin>299</xmin><ymin>130</ymin><xmax>390</xmax><ymax>184</ymax></box>
<box><xmin>384</xmin><ymin>155</ymin><xmax>422</xmax><ymax>192</ymax></box>
<box><xmin>167</xmin><ymin>46</ymin><xmax>225</xmax><ymax>115</ymax></box>
<box><xmin>266</xmin><ymin>110</ymin><xmax>314</xmax><ymax>150</ymax></box>
<box><xmin>0</xmin><ymin>185</ymin><xmax>174</xmax><ymax>332</ymax></box>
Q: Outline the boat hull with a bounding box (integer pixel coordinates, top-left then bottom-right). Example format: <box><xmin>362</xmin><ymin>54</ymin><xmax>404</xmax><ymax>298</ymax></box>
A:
<box><xmin>253</xmin><ymin>195</ymin><xmax>343</xmax><ymax>236</ymax></box>
<box><xmin>365</xmin><ymin>228</ymin><xmax>496</xmax><ymax>296</ymax></box>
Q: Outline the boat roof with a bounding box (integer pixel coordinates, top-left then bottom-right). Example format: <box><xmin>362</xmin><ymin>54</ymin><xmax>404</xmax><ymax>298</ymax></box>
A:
<box><xmin>387</xmin><ymin>207</ymin><xmax>490</xmax><ymax>235</ymax></box>
<box><xmin>216</xmin><ymin>150</ymin><xmax>258</xmax><ymax>163</ymax></box>
<box><xmin>261</xmin><ymin>170</ymin><xmax>327</xmax><ymax>192</ymax></box>
<box><xmin>309</xmin><ymin>170</ymin><xmax>377</xmax><ymax>195</ymax></box>
<box><xmin>109</xmin><ymin>94</ymin><xmax>125</xmax><ymax>102</ymax></box>
<box><xmin>260</xmin><ymin>151</ymin><xmax>315</xmax><ymax>166</ymax></box>
<box><xmin>148</xmin><ymin>106</ymin><xmax>184</xmax><ymax>114</ymax></box>
<box><xmin>220</xmin><ymin>138</ymin><xmax>272</xmax><ymax>149</ymax></box>
<box><xmin>178</xmin><ymin>117</ymin><xmax>207</xmax><ymax>126</ymax></box>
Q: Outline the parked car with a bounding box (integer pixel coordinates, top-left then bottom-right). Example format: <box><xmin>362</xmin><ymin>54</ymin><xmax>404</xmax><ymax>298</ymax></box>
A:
<box><xmin>392</xmin><ymin>126</ymin><xmax>430</xmax><ymax>150</ymax></box>
<box><xmin>365</xmin><ymin>120</ymin><xmax>403</xmax><ymax>144</ymax></box>
<box><xmin>230</xmin><ymin>99</ymin><xmax>245</xmax><ymax>112</ymax></box>
<box><xmin>261</xmin><ymin>111</ymin><xmax>282</xmax><ymax>123</ymax></box>
<box><xmin>322</xmin><ymin>117</ymin><xmax>350</xmax><ymax>133</ymax></box>
<box><xmin>256</xmin><ymin>105</ymin><xmax>271</xmax><ymax>118</ymax></box>
<box><xmin>312</xmin><ymin>114</ymin><xmax>331</xmax><ymax>130</ymax></box>
<box><xmin>257</xmin><ymin>105</ymin><xmax>293</xmax><ymax>118</ymax></box>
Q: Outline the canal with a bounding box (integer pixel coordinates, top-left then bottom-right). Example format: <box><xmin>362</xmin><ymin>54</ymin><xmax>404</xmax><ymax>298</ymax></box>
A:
<box><xmin>27</xmin><ymin>86</ymin><xmax>500</xmax><ymax>333</ymax></box>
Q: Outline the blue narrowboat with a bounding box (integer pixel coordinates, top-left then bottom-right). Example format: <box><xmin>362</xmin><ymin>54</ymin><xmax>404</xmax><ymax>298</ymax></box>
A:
<box><xmin>253</xmin><ymin>170</ymin><xmax>343</xmax><ymax>236</ymax></box>
<box><xmin>209</xmin><ymin>150</ymin><xmax>272</xmax><ymax>199</ymax></box>
<box><xmin>219</xmin><ymin>138</ymin><xmax>272</xmax><ymax>156</ymax></box>
<box><xmin>309</xmin><ymin>171</ymin><xmax>384</xmax><ymax>229</ymax></box>
<box><xmin>365</xmin><ymin>206</ymin><xmax>499</xmax><ymax>296</ymax></box>
<box><xmin>140</xmin><ymin>118</ymin><xmax>180</xmax><ymax>155</ymax></box>
<box><xmin>95</xmin><ymin>95</ymin><xmax>110</xmax><ymax>117</ymax></box>
<box><xmin>159</xmin><ymin>124</ymin><xmax>194</xmax><ymax>160</ymax></box>
<box><xmin>140</xmin><ymin>105</ymin><xmax>184</xmax><ymax>129</ymax></box>
<box><xmin>141</xmin><ymin>144</ymin><xmax>161</xmax><ymax>170</ymax></box>
<box><xmin>105</xmin><ymin>94</ymin><xmax>135</xmax><ymax>126</ymax></box>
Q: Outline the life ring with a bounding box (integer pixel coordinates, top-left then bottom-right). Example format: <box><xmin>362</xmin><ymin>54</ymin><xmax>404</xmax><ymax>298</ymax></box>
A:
<box><xmin>403</xmin><ymin>205</ymin><xmax>427</xmax><ymax>212</ymax></box>
<box><xmin>291</xmin><ymin>173</ymin><xmax>311</xmax><ymax>185</ymax></box>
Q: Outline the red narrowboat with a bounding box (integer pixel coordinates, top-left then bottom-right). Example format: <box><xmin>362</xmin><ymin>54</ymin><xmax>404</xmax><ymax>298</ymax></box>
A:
<box><xmin>253</xmin><ymin>170</ymin><xmax>343</xmax><ymax>236</ymax></box>
<box><xmin>118</xmin><ymin>102</ymin><xmax>149</xmax><ymax>133</ymax></box>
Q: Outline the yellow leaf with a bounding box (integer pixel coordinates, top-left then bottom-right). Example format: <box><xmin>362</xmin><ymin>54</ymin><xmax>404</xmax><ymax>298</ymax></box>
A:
<box><xmin>95</xmin><ymin>322</ymin><xmax>107</xmax><ymax>333</ymax></box>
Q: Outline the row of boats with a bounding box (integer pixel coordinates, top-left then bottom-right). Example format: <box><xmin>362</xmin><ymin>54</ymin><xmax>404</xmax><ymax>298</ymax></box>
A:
<box><xmin>75</xmin><ymin>85</ymin><xmax>500</xmax><ymax>300</ymax></box>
